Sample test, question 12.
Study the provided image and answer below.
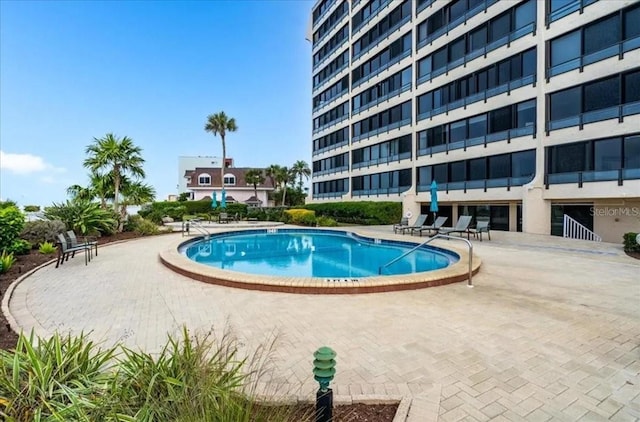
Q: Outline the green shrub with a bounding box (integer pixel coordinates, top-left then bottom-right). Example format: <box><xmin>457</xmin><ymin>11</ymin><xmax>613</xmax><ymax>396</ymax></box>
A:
<box><xmin>0</xmin><ymin>200</ymin><xmax>18</xmax><ymax>209</ymax></box>
<box><xmin>303</xmin><ymin>201</ymin><xmax>402</xmax><ymax>225</ymax></box>
<box><xmin>284</xmin><ymin>209</ymin><xmax>316</xmax><ymax>226</ymax></box>
<box><xmin>134</xmin><ymin>218</ymin><xmax>160</xmax><ymax>235</ymax></box>
<box><xmin>123</xmin><ymin>214</ymin><xmax>142</xmax><ymax>232</ymax></box>
<box><xmin>44</xmin><ymin>200</ymin><xmax>117</xmax><ymax>236</ymax></box>
<box><xmin>8</xmin><ymin>239</ymin><xmax>31</xmax><ymax>255</ymax></box>
<box><xmin>316</xmin><ymin>215</ymin><xmax>338</xmax><ymax>227</ymax></box>
<box><xmin>623</xmin><ymin>232</ymin><xmax>640</xmax><ymax>252</ymax></box>
<box><xmin>23</xmin><ymin>205</ymin><xmax>41</xmax><ymax>212</ymax></box>
<box><xmin>0</xmin><ymin>250</ymin><xmax>16</xmax><ymax>273</ymax></box>
<box><xmin>20</xmin><ymin>219</ymin><xmax>66</xmax><ymax>246</ymax></box>
<box><xmin>38</xmin><ymin>241</ymin><xmax>57</xmax><ymax>254</ymax></box>
<box><xmin>0</xmin><ymin>205</ymin><xmax>25</xmax><ymax>253</ymax></box>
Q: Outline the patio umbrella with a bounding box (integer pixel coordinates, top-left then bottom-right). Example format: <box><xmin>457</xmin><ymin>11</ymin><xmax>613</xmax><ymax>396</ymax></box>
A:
<box><xmin>430</xmin><ymin>180</ymin><xmax>439</xmax><ymax>222</ymax></box>
<box><xmin>211</xmin><ymin>192</ymin><xmax>218</xmax><ymax>209</ymax></box>
<box><xmin>220</xmin><ymin>189</ymin><xmax>227</xmax><ymax>209</ymax></box>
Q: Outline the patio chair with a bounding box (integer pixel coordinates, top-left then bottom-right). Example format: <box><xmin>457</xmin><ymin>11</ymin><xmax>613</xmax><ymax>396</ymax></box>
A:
<box><xmin>55</xmin><ymin>234</ymin><xmax>90</xmax><ymax>268</ymax></box>
<box><xmin>66</xmin><ymin>230</ymin><xmax>98</xmax><ymax>258</ymax></box>
<box><xmin>468</xmin><ymin>220</ymin><xmax>491</xmax><ymax>241</ymax></box>
<box><xmin>414</xmin><ymin>216</ymin><xmax>448</xmax><ymax>237</ymax></box>
<box><xmin>218</xmin><ymin>212</ymin><xmax>230</xmax><ymax>223</ymax></box>
<box><xmin>405</xmin><ymin>215</ymin><xmax>428</xmax><ymax>235</ymax></box>
<box><xmin>393</xmin><ymin>217</ymin><xmax>409</xmax><ymax>234</ymax></box>
<box><xmin>438</xmin><ymin>215</ymin><xmax>474</xmax><ymax>239</ymax></box>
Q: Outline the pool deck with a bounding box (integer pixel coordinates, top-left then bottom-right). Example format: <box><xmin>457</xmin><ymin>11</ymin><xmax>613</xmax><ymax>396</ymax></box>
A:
<box><xmin>4</xmin><ymin>226</ymin><xmax>640</xmax><ymax>421</ymax></box>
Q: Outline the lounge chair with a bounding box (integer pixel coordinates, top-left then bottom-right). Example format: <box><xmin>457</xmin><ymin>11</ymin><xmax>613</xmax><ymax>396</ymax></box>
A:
<box><xmin>56</xmin><ymin>234</ymin><xmax>90</xmax><ymax>268</ymax></box>
<box><xmin>468</xmin><ymin>220</ymin><xmax>491</xmax><ymax>241</ymax></box>
<box><xmin>66</xmin><ymin>230</ymin><xmax>98</xmax><ymax>258</ymax></box>
<box><xmin>218</xmin><ymin>212</ymin><xmax>230</xmax><ymax>223</ymax></box>
<box><xmin>414</xmin><ymin>216</ymin><xmax>448</xmax><ymax>237</ymax></box>
<box><xmin>405</xmin><ymin>215</ymin><xmax>428</xmax><ymax>235</ymax></box>
<box><xmin>438</xmin><ymin>215</ymin><xmax>474</xmax><ymax>239</ymax></box>
<box><xmin>393</xmin><ymin>217</ymin><xmax>409</xmax><ymax>234</ymax></box>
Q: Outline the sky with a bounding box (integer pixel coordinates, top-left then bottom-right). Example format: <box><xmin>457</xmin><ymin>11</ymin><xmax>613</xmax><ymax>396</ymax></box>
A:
<box><xmin>0</xmin><ymin>0</ymin><xmax>314</xmax><ymax>206</ymax></box>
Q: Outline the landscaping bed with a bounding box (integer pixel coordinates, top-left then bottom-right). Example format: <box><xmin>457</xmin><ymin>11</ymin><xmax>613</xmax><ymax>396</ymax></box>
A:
<box><xmin>290</xmin><ymin>403</ymin><xmax>398</xmax><ymax>422</ymax></box>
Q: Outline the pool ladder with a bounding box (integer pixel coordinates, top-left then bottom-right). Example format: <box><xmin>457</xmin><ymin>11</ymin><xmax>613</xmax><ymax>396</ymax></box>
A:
<box><xmin>378</xmin><ymin>234</ymin><xmax>474</xmax><ymax>287</ymax></box>
<box><xmin>182</xmin><ymin>219</ymin><xmax>211</xmax><ymax>240</ymax></box>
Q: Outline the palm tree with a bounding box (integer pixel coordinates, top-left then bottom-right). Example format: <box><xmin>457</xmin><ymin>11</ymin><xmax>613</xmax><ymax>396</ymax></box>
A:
<box><xmin>83</xmin><ymin>133</ymin><xmax>145</xmax><ymax>213</ymax></box>
<box><xmin>274</xmin><ymin>166</ymin><xmax>294</xmax><ymax>206</ymax></box>
<box><xmin>265</xmin><ymin>164</ymin><xmax>282</xmax><ymax>189</ymax></box>
<box><xmin>119</xmin><ymin>179</ymin><xmax>156</xmax><ymax>221</ymax></box>
<box><xmin>204</xmin><ymin>112</ymin><xmax>238</xmax><ymax>194</ymax></box>
<box><xmin>245</xmin><ymin>169</ymin><xmax>265</xmax><ymax>203</ymax></box>
<box><xmin>291</xmin><ymin>160</ymin><xmax>311</xmax><ymax>192</ymax></box>
<box><xmin>66</xmin><ymin>184</ymin><xmax>94</xmax><ymax>202</ymax></box>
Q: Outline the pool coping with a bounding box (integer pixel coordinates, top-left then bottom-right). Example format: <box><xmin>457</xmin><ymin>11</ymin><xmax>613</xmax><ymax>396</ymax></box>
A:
<box><xmin>159</xmin><ymin>227</ymin><xmax>481</xmax><ymax>294</ymax></box>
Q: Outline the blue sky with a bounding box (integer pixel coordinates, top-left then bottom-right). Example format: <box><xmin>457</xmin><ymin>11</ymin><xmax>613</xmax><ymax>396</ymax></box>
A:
<box><xmin>0</xmin><ymin>0</ymin><xmax>313</xmax><ymax>206</ymax></box>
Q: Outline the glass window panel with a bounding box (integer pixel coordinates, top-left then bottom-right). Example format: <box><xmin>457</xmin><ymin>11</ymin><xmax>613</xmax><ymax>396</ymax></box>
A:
<box><xmin>624</xmin><ymin>135</ymin><xmax>640</xmax><ymax>168</ymax></box>
<box><xmin>403</xmin><ymin>33</ymin><xmax>411</xmax><ymax>51</ymax></box>
<box><xmin>433</xmin><ymin>48</ymin><xmax>448</xmax><ymax>70</ymax></box>
<box><xmin>489</xmin><ymin>106</ymin><xmax>513</xmax><ymax>133</ymax></box>
<box><xmin>550</xmin><ymin>86</ymin><xmax>581</xmax><ymax>120</ymax></box>
<box><xmin>469</xmin><ymin>26</ymin><xmax>487</xmax><ymax>51</ymax></box>
<box><xmin>468</xmin><ymin>115</ymin><xmax>487</xmax><ymax>139</ymax></box>
<box><xmin>477</xmin><ymin>70</ymin><xmax>488</xmax><ymax>91</ymax></box>
<box><xmin>517</xmin><ymin>100</ymin><xmax>536</xmax><ymax>128</ymax></box>
<box><xmin>401</xmin><ymin>101</ymin><xmax>411</xmax><ymax>119</ymax></box>
<box><xmin>399</xmin><ymin>169</ymin><xmax>411</xmax><ymax>186</ymax></box>
<box><xmin>391</xmin><ymin>105</ymin><xmax>401</xmax><ymax>123</ymax></box>
<box><xmin>381</xmin><ymin>110</ymin><xmax>390</xmax><ymax>127</ymax></box>
<box><xmin>515</xmin><ymin>0</ymin><xmax>535</xmax><ymax>28</ymax></box>
<box><xmin>625</xmin><ymin>5</ymin><xmax>640</xmax><ymax>40</ymax></box>
<box><xmin>449</xmin><ymin>38</ymin><xmax>465</xmax><ymax>62</ymax></box>
<box><xmin>624</xmin><ymin>71</ymin><xmax>640</xmax><ymax>104</ymax></box>
<box><xmin>450</xmin><ymin>120</ymin><xmax>467</xmax><ymax>143</ymax></box>
<box><xmin>584</xmin><ymin>77</ymin><xmax>620</xmax><ymax>112</ymax></box>
<box><xmin>429</xmin><ymin>126</ymin><xmax>447</xmax><ymax>146</ymax></box>
<box><xmin>511</xmin><ymin>54</ymin><xmax>523</xmax><ymax>79</ymax></box>
<box><xmin>550</xmin><ymin>30</ymin><xmax>580</xmax><ymax>66</ymax></box>
<box><xmin>418</xmin><ymin>56</ymin><xmax>432</xmax><ymax>78</ymax></box>
<box><xmin>401</xmin><ymin>67</ymin><xmax>411</xmax><ymax>86</ymax></box>
<box><xmin>418</xmin><ymin>21</ymin><xmax>428</xmax><ymax>43</ymax></box>
<box><xmin>550</xmin><ymin>0</ymin><xmax>575</xmax><ymax>13</ymax></box>
<box><xmin>498</xmin><ymin>60</ymin><xmax>511</xmax><ymax>84</ymax></box>
<box><xmin>511</xmin><ymin>150</ymin><xmax>536</xmax><ymax>178</ymax></box>
<box><xmin>433</xmin><ymin>163</ymin><xmax>448</xmax><ymax>183</ymax></box>
<box><xmin>594</xmin><ymin>138</ymin><xmax>622</xmax><ymax>171</ymax></box>
<box><xmin>418</xmin><ymin>92</ymin><xmax>432</xmax><ymax>114</ymax></box>
<box><xmin>584</xmin><ymin>15</ymin><xmax>620</xmax><ymax>55</ymax></box>
<box><xmin>489</xmin><ymin>154</ymin><xmax>510</xmax><ymax>179</ymax></box>
<box><xmin>428</xmin><ymin>9</ymin><xmax>446</xmax><ymax>34</ymax></box>
<box><xmin>522</xmin><ymin>48</ymin><xmax>536</xmax><ymax>76</ymax></box>
<box><xmin>490</xmin><ymin>13</ymin><xmax>511</xmax><ymax>42</ymax></box>
<box><xmin>551</xmin><ymin>142</ymin><xmax>587</xmax><ymax>173</ymax></box>
<box><xmin>418</xmin><ymin>166</ymin><xmax>432</xmax><ymax>185</ymax></box>
<box><xmin>487</xmin><ymin>67</ymin><xmax>497</xmax><ymax>89</ymax></box>
<box><xmin>450</xmin><ymin>161</ymin><xmax>466</xmax><ymax>182</ymax></box>
<box><xmin>449</xmin><ymin>0</ymin><xmax>466</xmax><ymax>21</ymax></box>
<box><xmin>468</xmin><ymin>158</ymin><xmax>486</xmax><ymax>180</ymax></box>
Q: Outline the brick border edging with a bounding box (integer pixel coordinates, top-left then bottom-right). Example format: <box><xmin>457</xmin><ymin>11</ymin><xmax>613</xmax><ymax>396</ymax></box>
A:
<box><xmin>160</xmin><ymin>254</ymin><xmax>480</xmax><ymax>294</ymax></box>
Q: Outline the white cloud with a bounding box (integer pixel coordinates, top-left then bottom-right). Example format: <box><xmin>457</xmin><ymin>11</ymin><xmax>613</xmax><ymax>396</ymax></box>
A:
<box><xmin>40</xmin><ymin>175</ymin><xmax>56</xmax><ymax>184</ymax></box>
<box><xmin>0</xmin><ymin>150</ymin><xmax>66</xmax><ymax>174</ymax></box>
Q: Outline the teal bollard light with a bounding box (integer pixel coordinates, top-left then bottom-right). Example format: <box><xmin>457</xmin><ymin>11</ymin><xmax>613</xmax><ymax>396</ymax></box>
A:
<box><xmin>313</xmin><ymin>347</ymin><xmax>336</xmax><ymax>422</ymax></box>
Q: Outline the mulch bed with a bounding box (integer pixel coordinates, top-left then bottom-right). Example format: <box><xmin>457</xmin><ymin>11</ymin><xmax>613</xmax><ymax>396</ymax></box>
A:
<box><xmin>0</xmin><ymin>233</ymin><xmax>399</xmax><ymax>421</ymax></box>
<box><xmin>625</xmin><ymin>251</ymin><xmax>640</xmax><ymax>260</ymax></box>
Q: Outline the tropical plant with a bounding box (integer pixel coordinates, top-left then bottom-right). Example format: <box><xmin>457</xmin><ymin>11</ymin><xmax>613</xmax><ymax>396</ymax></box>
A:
<box><xmin>0</xmin><ymin>205</ymin><xmax>25</xmax><ymax>253</ymax></box>
<box><xmin>83</xmin><ymin>133</ymin><xmax>146</xmax><ymax>213</ymax></box>
<box><xmin>20</xmin><ymin>220</ymin><xmax>66</xmax><ymax>246</ymax></box>
<box><xmin>0</xmin><ymin>200</ymin><xmax>18</xmax><ymax>209</ymax></box>
<box><xmin>7</xmin><ymin>239</ymin><xmax>31</xmax><ymax>255</ymax></box>
<box><xmin>623</xmin><ymin>232</ymin><xmax>640</xmax><ymax>252</ymax></box>
<box><xmin>274</xmin><ymin>166</ymin><xmax>295</xmax><ymax>206</ymax></box>
<box><xmin>38</xmin><ymin>241</ymin><xmax>57</xmax><ymax>254</ymax></box>
<box><xmin>291</xmin><ymin>160</ymin><xmax>311</xmax><ymax>192</ymax></box>
<box><xmin>245</xmin><ymin>169</ymin><xmax>265</xmax><ymax>203</ymax></box>
<box><xmin>118</xmin><ymin>178</ymin><xmax>156</xmax><ymax>226</ymax></box>
<box><xmin>178</xmin><ymin>192</ymin><xmax>190</xmax><ymax>202</ymax></box>
<box><xmin>44</xmin><ymin>200</ymin><xmax>117</xmax><ymax>235</ymax></box>
<box><xmin>23</xmin><ymin>205</ymin><xmax>40</xmax><ymax>212</ymax></box>
<box><xmin>265</xmin><ymin>164</ymin><xmax>282</xmax><ymax>190</ymax></box>
<box><xmin>134</xmin><ymin>218</ymin><xmax>160</xmax><ymax>235</ymax></box>
<box><xmin>316</xmin><ymin>216</ymin><xmax>338</xmax><ymax>227</ymax></box>
<box><xmin>0</xmin><ymin>251</ymin><xmax>16</xmax><ymax>273</ymax></box>
<box><xmin>205</xmin><ymin>112</ymin><xmax>238</xmax><ymax>193</ymax></box>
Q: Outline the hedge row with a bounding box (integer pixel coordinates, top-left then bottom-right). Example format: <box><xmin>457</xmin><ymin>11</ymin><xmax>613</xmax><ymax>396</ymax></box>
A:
<box><xmin>302</xmin><ymin>201</ymin><xmax>401</xmax><ymax>225</ymax></box>
<box><xmin>139</xmin><ymin>201</ymin><xmax>248</xmax><ymax>224</ymax></box>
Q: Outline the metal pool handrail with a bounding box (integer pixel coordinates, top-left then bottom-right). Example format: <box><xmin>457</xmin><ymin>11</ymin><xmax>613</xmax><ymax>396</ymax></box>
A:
<box><xmin>183</xmin><ymin>219</ymin><xmax>211</xmax><ymax>240</ymax></box>
<box><xmin>378</xmin><ymin>234</ymin><xmax>474</xmax><ymax>287</ymax></box>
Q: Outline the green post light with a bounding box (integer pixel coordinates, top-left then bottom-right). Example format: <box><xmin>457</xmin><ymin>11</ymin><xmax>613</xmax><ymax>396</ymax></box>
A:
<box><xmin>313</xmin><ymin>346</ymin><xmax>337</xmax><ymax>391</ymax></box>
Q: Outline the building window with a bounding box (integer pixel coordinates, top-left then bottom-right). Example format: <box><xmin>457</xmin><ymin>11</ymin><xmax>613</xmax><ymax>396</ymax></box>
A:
<box><xmin>186</xmin><ymin>177</ymin><xmax>191</xmax><ymax>184</ymax></box>
<box><xmin>223</xmin><ymin>174</ymin><xmax>236</xmax><ymax>186</ymax></box>
<box><xmin>198</xmin><ymin>174</ymin><xmax>211</xmax><ymax>186</ymax></box>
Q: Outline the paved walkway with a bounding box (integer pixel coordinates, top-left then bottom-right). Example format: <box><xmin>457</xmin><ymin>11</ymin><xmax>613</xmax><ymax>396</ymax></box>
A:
<box><xmin>6</xmin><ymin>228</ymin><xmax>640</xmax><ymax>421</ymax></box>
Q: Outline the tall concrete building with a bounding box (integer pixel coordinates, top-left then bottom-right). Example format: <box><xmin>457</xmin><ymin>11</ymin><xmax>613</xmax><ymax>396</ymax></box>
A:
<box><xmin>308</xmin><ymin>0</ymin><xmax>640</xmax><ymax>242</ymax></box>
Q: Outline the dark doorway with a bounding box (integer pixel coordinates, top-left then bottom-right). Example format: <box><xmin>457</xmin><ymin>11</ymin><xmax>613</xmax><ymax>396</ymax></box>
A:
<box><xmin>457</xmin><ymin>205</ymin><xmax>510</xmax><ymax>231</ymax></box>
<box><xmin>421</xmin><ymin>204</ymin><xmax>453</xmax><ymax>226</ymax></box>
<box><xmin>551</xmin><ymin>204</ymin><xmax>593</xmax><ymax>236</ymax></box>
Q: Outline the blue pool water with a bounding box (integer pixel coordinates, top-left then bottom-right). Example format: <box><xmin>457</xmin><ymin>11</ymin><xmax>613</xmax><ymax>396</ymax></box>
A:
<box><xmin>180</xmin><ymin>229</ymin><xmax>458</xmax><ymax>278</ymax></box>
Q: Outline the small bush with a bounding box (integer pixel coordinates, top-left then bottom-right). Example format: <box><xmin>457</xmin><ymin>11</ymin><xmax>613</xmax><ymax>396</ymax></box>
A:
<box><xmin>44</xmin><ymin>200</ymin><xmax>117</xmax><ymax>235</ymax></box>
<box><xmin>8</xmin><ymin>239</ymin><xmax>31</xmax><ymax>255</ymax></box>
<box><xmin>0</xmin><ymin>205</ymin><xmax>25</xmax><ymax>253</ymax></box>
<box><xmin>123</xmin><ymin>214</ymin><xmax>142</xmax><ymax>232</ymax></box>
<box><xmin>38</xmin><ymin>241</ymin><xmax>58</xmax><ymax>254</ymax></box>
<box><xmin>317</xmin><ymin>216</ymin><xmax>338</xmax><ymax>227</ymax></box>
<box><xmin>0</xmin><ymin>250</ymin><xmax>16</xmax><ymax>273</ymax></box>
<box><xmin>284</xmin><ymin>209</ymin><xmax>316</xmax><ymax>226</ymax></box>
<box><xmin>20</xmin><ymin>219</ymin><xmax>66</xmax><ymax>246</ymax></box>
<box><xmin>623</xmin><ymin>232</ymin><xmax>640</xmax><ymax>252</ymax></box>
<box><xmin>303</xmin><ymin>201</ymin><xmax>402</xmax><ymax>225</ymax></box>
<box><xmin>23</xmin><ymin>205</ymin><xmax>41</xmax><ymax>212</ymax></box>
<box><xmin>135</xmin><ymin>219</ymin><xmax>160</xmax><ymax>235</ymax></box>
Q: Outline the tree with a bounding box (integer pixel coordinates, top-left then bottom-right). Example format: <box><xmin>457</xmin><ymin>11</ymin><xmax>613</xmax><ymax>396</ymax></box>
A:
<box><xmin>274</xmin><ymin>166</ymin><xmax>294</xmax><ymax>206</ymax></box>
<box><xmin>83</xmin><ymin>134</ymin><xmax>145</xmax><ymax>213</ymax></box>
<box><xmin>245</xmin><ymin>169</ymin><xmax>265</xmax><ymax>203</ymax></box>
<box><xmin>204</xmin><ymin>112</ymin><xmax>238</xmax><ymax>193</ymax></box>
<box><xmin>291</xmin><ymin>160</ymin><xmax>311</xmax><ymax>192</ymax></box>
<box><xmin>265</xmin><ymin>164</ymin><xmax>282</xmax><ymax>189</ymax></box>
<box><xmin>119</xmin><ymin>179</ymin><xmax>156</xmax><ymax>221</ymax></box>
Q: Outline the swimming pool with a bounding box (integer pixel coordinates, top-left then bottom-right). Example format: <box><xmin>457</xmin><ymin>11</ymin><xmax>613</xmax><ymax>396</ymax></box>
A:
<box><xmin>180</xmin><ymin>229</ymin><xmax>459</xmax><ymax>278</ymax></box>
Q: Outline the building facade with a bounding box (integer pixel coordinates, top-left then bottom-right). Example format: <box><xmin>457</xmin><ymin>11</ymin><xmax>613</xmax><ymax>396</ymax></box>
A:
<box><xmin>184</xmin><ymin>167</ymin><xmax>275</xmax><ymax>207</ymax></box>
<box><xmin>308</xmin><ymin>0</ymin><xmax>640</xmax><ymax>242</ymax></box>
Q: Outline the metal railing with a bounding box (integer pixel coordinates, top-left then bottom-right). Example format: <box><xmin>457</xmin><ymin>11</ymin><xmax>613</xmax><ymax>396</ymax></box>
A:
<box><xmin>563</xmin><ymin>214</ymin><xmax>601</xmax><ymax>242</ymax></box>
<box><xmin>182</xmin><ymin>219</ymin><xmax>211</xmax><ymax>240</ymax></box>
<box><xmin>378</xmin><ymin>234</ymin><xmax>474</xmax><ymax>287</ymax></box>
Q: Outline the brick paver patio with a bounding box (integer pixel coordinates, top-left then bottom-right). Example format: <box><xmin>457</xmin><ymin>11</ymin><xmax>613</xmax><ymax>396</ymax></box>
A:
<box><xmin>5</xmin><ymin>228</ymin><xmax>640</xmax><ymax>421</ymax></box>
